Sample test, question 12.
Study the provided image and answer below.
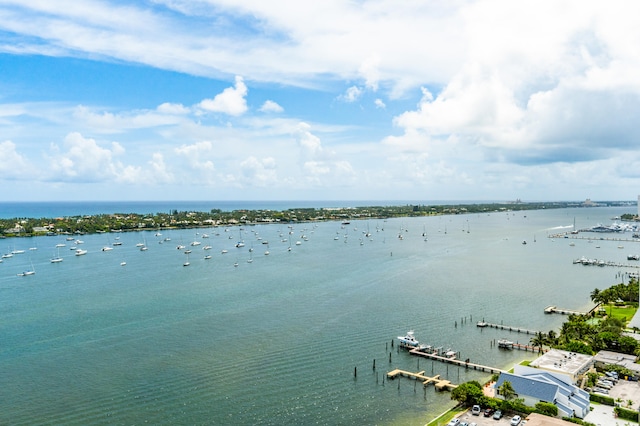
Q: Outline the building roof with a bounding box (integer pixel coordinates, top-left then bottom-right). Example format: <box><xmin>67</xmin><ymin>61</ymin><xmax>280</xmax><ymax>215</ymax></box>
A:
<box><xmin>628</xmin><ymin>309</ymin><xmax>640</xmax><ymax>330</ymax></box>
<box><xmin>593</xmin><ymin>350</ymin><xmax>640</xmax><ymax>373</ymax></box>
<box><xmin>523</xmin><ymin>413</ymin><xmax>576</xmax><ymax>425</ymax></box>
<box><xmin>496</xmin><ymin>369</ymin><xmax>591</xmax><ymax>418</ymax></box>
<box><xmin>495</xmin><ymin>372</ymin><xmax>558</xmax><ymax>403</ymax></box>
<box><xmin>529</xmin><ymin>348</ymin><xmax>593</xmax><ymax>377</ymax></box>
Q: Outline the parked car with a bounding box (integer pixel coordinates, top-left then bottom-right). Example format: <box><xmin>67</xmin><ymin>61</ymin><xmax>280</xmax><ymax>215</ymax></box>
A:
<box><xmin>471</xmin><ymin>405</ymin><xmax>481</xmax><ymax>415</ymax></box>
<box><xmin>510</xmin><ymin>415</ymin><xmax>521</xmax><ymax>425</ymax></box>
<box><xmin>447</xmin><ymin>419</ymin><xmax>460</xmax><ymax>426</ymax></box>
<box><xmin>483</xmin><ymin>408</ymin><xmax>494</xmax><ymax>417</ymax></box>
<box><xmin>493</xmin><ymin>410</ymin><xmax>503</xmax><ymax>419</ymax></box>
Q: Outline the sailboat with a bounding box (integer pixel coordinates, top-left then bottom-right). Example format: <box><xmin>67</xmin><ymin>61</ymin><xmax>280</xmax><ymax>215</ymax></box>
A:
<box><xmin>50</xmin><ymin>248</ymin><xmax>63</xmax><ymax>263</ymax></box>
<box><xmin>17</xmin><ymin>260</ymin><xmax>35</xmax><ymax>276</ymax></box>
<box><xmin>183</xmin><ymin>251</ymin><xmax>190</xmax><ymax>267</ymax></box>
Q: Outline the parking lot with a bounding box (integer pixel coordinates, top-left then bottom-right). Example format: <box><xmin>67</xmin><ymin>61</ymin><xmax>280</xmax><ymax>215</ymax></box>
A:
<box><xmin>449</xmin><ymin>379</ymin><xmax>640</xmax><ymax>426</ymax></box>
<box><xmin>452</xmin><ymin>410</ymin><xmax>526</xmax><ymax>426</ymax></box>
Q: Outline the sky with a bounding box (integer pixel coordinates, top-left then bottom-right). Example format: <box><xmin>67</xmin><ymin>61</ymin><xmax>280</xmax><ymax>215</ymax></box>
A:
<box><xmin>1</xmin><ymin>0</ymin><xmax>640</xmax><ymax>202</ymax></box>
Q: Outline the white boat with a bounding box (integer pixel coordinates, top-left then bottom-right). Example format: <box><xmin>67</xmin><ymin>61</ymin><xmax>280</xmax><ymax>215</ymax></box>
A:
<box><xmin>398</xmin><ymin>331</ymin><xmax>420</xmax><ymax>348</ymax></box>
<box><xmin>75</xmin><ymin>249</ymin><xmax>88</xmax><ymax>256</ymax></box>
<box><xmin>18</xmin><ymin>261</ymin><xmax>36</xmax><ymax>276</ymax></box>
<box><xmin>102</xmin><ymin>246</ymin><xmax>113</xmax><ymax>251</ymax></box>
<box><xmin>120</xmin><ymin>261</ymin><xmax>127</xmax><ymax>266</ymax></box>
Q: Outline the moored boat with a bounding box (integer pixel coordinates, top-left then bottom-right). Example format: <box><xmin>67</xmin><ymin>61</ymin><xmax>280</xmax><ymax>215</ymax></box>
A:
<box><xmin>397</xmin><ymin>330</ymin><xmax>420</xmax><ymax>348</ymax></box>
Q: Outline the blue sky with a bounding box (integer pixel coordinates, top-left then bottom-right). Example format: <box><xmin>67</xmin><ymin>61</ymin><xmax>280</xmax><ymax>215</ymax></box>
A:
<box><xmin>1</xmin><ymin>1</ymin><xmax>639</xmax><ymax>202</ymax></box>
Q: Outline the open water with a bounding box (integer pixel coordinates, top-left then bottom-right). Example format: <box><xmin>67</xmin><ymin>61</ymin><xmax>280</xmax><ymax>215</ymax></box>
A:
<box><xmin>0</xmin><ymin>204</ymin><xmax>637</xmax><ymax>425</ymax></box>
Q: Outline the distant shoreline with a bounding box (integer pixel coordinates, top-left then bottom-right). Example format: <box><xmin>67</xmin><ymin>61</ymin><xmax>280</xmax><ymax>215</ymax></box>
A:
<box><xmin>1</xmin><ymin>201</ymin><xmax>636</xmax><ymax>238</ymax></box>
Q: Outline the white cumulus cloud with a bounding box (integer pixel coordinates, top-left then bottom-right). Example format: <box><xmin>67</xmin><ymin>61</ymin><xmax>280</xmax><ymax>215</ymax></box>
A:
<box><xmin>198</xmin><ymin>76</ymin><xmax>248</xmax><ymax>116</ymax></box>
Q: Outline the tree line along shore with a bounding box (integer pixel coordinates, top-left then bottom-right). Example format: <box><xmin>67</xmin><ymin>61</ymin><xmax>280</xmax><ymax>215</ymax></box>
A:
<box><xmin>0</xmin><ymin>201</ymin><xmax>635</xmax><ymax>238</ymax></box>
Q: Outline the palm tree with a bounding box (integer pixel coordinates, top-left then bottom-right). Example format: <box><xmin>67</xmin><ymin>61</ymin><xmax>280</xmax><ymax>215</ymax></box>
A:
<box><xmin>498</xmin><ymin>381</ymin><xmax>516</xmax><ymax>400</ymax></box>
<box><xmin>530</xmin><ymin>332</ymin><xmax>546</xmax><ymax>354</ymax></box>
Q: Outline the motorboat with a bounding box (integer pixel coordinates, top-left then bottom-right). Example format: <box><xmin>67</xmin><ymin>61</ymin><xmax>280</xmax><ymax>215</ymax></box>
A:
<box><xmin>397</xmin><ymin>331</ymin><xmax>420</xmax><ymax>348</ymax></box>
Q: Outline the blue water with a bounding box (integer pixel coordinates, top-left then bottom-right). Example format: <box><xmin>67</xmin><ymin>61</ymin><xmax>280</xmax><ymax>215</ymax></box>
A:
<box><xmin>0</xmin><ymin>205</ymin><xmax>636</xmax><ymax>425</ymax></box>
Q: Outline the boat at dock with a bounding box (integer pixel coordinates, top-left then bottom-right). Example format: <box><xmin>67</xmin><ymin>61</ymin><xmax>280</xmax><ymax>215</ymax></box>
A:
<box><xmin>397</xmin><ymin>330</ymin><xmax>420</xmax><ymax>348</ymax></box>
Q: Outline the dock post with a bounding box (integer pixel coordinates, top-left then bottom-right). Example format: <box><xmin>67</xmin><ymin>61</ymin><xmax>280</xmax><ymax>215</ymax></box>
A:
<box><xmin>373</xmin><ymin>359</ymin><xmax>376</xmax><ymax>370</ymax></box>
<box><xmin>354</xmin><ymin>366</ymin><xmax>357</xmax><ymax>378</ymax></box>
<box><xmin>389</xmin><ymin>352</ymin><xmax>392</xmax><ymax>363</ymax></box>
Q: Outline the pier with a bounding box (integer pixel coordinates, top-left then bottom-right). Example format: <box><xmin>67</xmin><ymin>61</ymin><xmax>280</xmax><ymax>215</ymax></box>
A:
<box><xmin>386</xmin><ymin>369</ymin><xmax>457</xmax><ymax>391</ymax></box>
<box><xmin>477</xmin><ymin>321</ymin><xmax>540</xmax><ymax>335</ymax></box>
<box><xmin>407</xmin><ymin>347</ymin><xmax>505</xmax><ymax>375</ymax></box>
<box><xmin>497</xmin><ymin>339</ymin><xmax>544</xmax><ymax>353</ymax></box>
<box><xmin>544</xmin><ymin>304</ymin><xmax>599</xmax><ymax>316</ymax></box>
<box><xmin>572</xmin><ymin>257</ymin><xmax>640</xmax><ymax>268</ymax></box>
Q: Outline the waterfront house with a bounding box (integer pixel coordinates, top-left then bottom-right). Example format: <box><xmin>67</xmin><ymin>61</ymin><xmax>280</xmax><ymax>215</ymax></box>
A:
<box><xmin>494</xmin><ymin>366</ymin><xmax>591</xmax><ymax>419</ymax></box>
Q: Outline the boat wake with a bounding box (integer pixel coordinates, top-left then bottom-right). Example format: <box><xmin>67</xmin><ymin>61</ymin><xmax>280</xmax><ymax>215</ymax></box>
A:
<box><xmin>545</xmin><ymin>225</ymin><xmax>573</xmax><ymax>231</ymax></box>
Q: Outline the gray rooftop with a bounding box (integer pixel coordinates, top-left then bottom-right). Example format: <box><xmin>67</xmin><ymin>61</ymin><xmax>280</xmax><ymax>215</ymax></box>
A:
<box><xmin>529</xmin><ymin>349</ymin><xmax>593</xmax><ymax>376</ymax></box>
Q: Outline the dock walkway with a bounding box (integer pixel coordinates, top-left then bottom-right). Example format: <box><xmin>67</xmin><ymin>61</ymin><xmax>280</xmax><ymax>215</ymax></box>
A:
<box><xmin>477</xmin><ymin>321</ymin><xmax>540</xmax><ymax>335</ymax></box>
<box><xmin>544</xmin><ymin>304</ymin><xmax>599</xmax><ymax>316</ymax></box>
<box><xmin>386</xmin><ymin>369</ymin><xmax>457</xmax><ymax>390</ymax></box>
<box><xmin>407</xmin><ymin>348</ymin><xmax>505</xmax><ymax>375</ymax></box>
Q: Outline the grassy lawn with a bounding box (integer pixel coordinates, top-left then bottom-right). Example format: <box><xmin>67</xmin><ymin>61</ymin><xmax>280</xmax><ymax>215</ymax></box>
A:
<box><xmin>604</xmin><ymin>304</ymin><xmax>638</xmax><ymax>325</ymax></box>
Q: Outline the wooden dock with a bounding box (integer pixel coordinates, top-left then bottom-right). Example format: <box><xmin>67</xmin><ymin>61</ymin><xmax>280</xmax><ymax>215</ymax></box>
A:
<box><xmin>408</xmin><ymin>348</ymin><xmax>505</xmax><ymax>375</ymax></box>
<box><xmin>544</xmin><ymin>304</ymin><xmax>599</xmax><ymax>316</ymax></box>
<box><xmin>477</xmin><ymin>321</ymin><xmax>540</xmax><ymax>335</ymax></box>
<box><xmin>386</xmin><ymin>369</ymin><xmax>457</xmax><ymax>391</ymax></box>
<box><xmin>497</xmin><ymin>339</ymin><xmax>544</xmax><ymax>353</ymax></box>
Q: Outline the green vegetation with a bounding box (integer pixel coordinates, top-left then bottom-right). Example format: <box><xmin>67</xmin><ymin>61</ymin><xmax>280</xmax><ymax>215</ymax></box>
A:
<box><xmin>547</xmin><ymin>279</ymin><xmax>640</xmax><ymax>356</ymax></box>
<box><xmin>614</xmin><ymin>406</ymin><xmax>639</xmax><ymax>422</ymax></box>
<box><xmin>534</xmin><ymin>401</ymin><xmax>558</xmax><ymax>417</ymax></box>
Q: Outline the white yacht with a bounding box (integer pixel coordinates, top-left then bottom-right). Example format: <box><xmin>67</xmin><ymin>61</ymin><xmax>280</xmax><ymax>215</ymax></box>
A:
<box><xmin>397</xmin><ymin>331</ymin><xmax>420</xmax><ymax>348</ymax></box>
